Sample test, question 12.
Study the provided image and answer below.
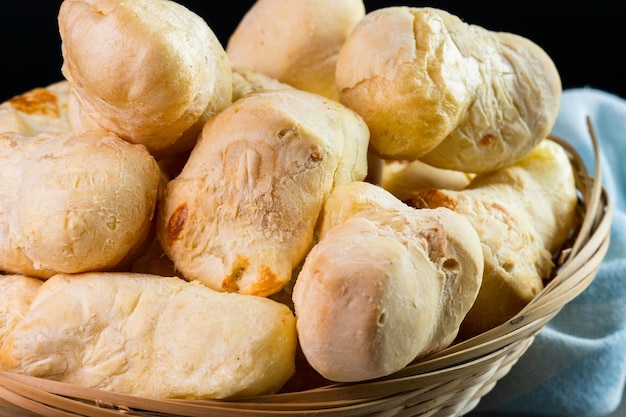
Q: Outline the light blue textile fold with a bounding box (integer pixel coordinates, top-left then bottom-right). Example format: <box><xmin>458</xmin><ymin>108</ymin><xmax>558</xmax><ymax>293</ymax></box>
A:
<box><xmin>473</xmin><ymin>88</ymin><xmax>626</xmax><ymax>416</ymax></box>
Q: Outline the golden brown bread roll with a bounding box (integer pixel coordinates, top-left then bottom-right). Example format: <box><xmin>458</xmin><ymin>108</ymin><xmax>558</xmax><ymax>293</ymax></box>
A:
<box><xmin>335</xmin><ymin>7</ymin><xmax>561</xmax><ymax>173</ymax></box>
<box><xmin>157</xmin><ymin>89</ymin><xmax>369</xmax><ymax>297</ymax></box>
<box><xmin>0</xmin><ymin>130</ymin><xmax>160</xmax><ymax>278</ymax></box>
<box><xmin>0</xmin><ymin>272</ymin><xmax>297</xmax><ymax>399</ymax></box>
<box><xmin>226</xmin><ymin>0</ymin><xmax>365</xmax><ymax>100</ymax></box>
<box><xmin>292</xmin><ymin>181</ymin><xmax>483</xmax><ymax>381</ymax></box>
<box><xmin>58</xmin><ymin>0</ymin><xmax>232</xmax><ymax>155</ymax></box>
<box><xmin>404</xmin><ymin>139</ymin><xmax>578</xmax><ymax>337</ymax></box>
<box><xmin>0</xmin><ymin>275</ymin><xmax>42</xmax><ymax>348</ymax></box>
<box><xmin>0</xmin><ymin>81</ymin><xmax>70</xmax><ymax>136</ymax></box>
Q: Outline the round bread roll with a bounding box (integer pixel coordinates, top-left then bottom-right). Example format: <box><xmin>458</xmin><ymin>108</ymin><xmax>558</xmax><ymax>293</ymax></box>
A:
<box><xmin>226</xmin><ymin>0</ymin><xmax>365</xmax><ymax>100</ymax></box>
<box><xmin>335</xmin><ymin>6</ymin><xmax>561</xmax><ymax>173</ymax></box>
<box><xmin>0</xmin><ymin>129</ymin><xmax>160</xmax><ymax>278</ymax></box>
<box><xmin>58</xmin><ymin>0</ymin><xmax>232</xmax><ymax>155</ymax></box>
<box><xmin>157</xmin><ymin>89</ymin><xmax>369</xmax><ymax>297</ymax></box>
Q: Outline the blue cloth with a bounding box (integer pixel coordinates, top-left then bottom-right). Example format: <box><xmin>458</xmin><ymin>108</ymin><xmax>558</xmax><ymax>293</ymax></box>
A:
<box><xmin>472</xmin><ymin>88</ymin><xmax>626</xmax><ymax>416</ymax></box>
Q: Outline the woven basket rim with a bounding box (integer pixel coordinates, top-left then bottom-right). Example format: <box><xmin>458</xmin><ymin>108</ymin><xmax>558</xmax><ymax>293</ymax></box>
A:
<box><xmin>0</xmin><ymin>116</ymin><xmax>613</xmax><ymax>417</ymax></box>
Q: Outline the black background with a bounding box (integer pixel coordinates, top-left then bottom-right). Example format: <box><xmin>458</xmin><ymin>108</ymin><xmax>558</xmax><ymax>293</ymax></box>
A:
<box><xmin>1</xmin><ymin>1</ymin><xmax>624</xmax><ymax>101</ymax></box>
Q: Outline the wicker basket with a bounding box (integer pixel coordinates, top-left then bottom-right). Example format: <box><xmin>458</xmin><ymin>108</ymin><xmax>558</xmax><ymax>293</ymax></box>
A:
<box><xmin>0</xmin><ymin>116</ymin><xmax>613</xmax><ymax>417</ymax></box>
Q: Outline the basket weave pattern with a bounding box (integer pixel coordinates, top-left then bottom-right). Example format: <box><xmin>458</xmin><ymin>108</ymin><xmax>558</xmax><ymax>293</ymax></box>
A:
<box><xmin>0</xmin><ymin>119</ymin><xmax>613</xmax><ymax>417</ymax></box>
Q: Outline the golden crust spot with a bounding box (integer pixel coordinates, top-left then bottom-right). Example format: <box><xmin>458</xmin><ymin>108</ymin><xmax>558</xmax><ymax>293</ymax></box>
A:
<box><xmin>404</xmin><ymin>189</ymin><xmax>457</xmax><ymax>210</ymax></box>
<box><xmin>222</xmin><ymin>254</ymin><xmax>250</xmax><ymax>292</ymax></box>
<box><xmin>8</xmin><ymin>88</ymin><xmax>61</xmax><ymax>117</ymax></box>
<box><xmin>250</xmin><ymin>264</ymin><xmax>282</xmax><ymax>296</ymax></box>
<box><xmin>309</xmin><ymin>146</ymin><xmax>323</xmax><ymax>163</ymax></box>
<box><xmin>166</xmin><ymin>203</ymin><xmax>188</xmax><ymax>245</ymax></box>
<box><xmin>479</xmin><ymin>133</ymin><xmax>496</xmax><ymax>146</ymax></box>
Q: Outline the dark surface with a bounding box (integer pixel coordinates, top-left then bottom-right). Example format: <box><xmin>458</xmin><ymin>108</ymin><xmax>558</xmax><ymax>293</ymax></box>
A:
<box><xmin>1</xmin><ymin>1</ymin><xmax>624</xmax><ymax>102</ymax></box>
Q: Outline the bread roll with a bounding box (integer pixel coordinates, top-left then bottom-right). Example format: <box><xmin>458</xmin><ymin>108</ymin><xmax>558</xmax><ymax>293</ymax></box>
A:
<box><xmin>405</xmin><ymin>139</ymin><xmax>578</xmax><ymax>337</ymax></box>
<box><xmin>335</xmin><ymin>7</ymin><xmax>561</xmax><ymax>173</ymax></box>
<box><xmin>0</xmin><ymin>130</ymin><xmax>160</xmax><ymax>278</ymax></box>
<box><xmin>158</xmin><ymin>89</ymin><xmax>369</xmax><ymax>297</ymax></box>
<box><xmin>0</xmin><ymin>81</ymin><xmax>70</xmax><ymax>136</ymax></box>
<box><xmin>293</xmin><ymin>181</ymin><xmax>483</xmax><ymax>381</ymax></box>
<box><xmin>58</xmin><ymin>0</ymin><xmax>232</xmax><ymax>155</ymax></box>
<box><xmin>226</xmin><ymin>0</ymin><xmax>365</xmax><ymax>100</ymax></box>
<box><xmin>0</xmin><ymin>275</ymin><xmax>42</xmax><ymax>348</ymax></box>
<box><xmin>231</xmin><ymin>66</ymin><xmax>295</xmax><ymax>103</ymax></box>
<box><xmin>0</xmin><ymin>272</ymin><xmax>297</xmax><ymax>399</ymax></box>
<box><xmin>381</xmin><ymin>159</ymin><xmax>473</xmax><ymax>201</ymax></box>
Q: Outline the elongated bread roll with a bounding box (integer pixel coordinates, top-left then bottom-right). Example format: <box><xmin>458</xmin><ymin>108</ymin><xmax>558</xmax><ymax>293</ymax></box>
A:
<box><xmin>226</xmin><ymin>0</ymin><xmax>365</xmax><ymax>100</ymax></box>
<box><xmin>335</xmin><ymin>7</ymin><xmax>561</xmax><ymax>173</ymax></box>
<box><xmin>158</xmin><ymin>89</ymin><xmax>369</xmax><ymax>297</ymax></box>
<box><xmin>0</xmin><ymin>272</ymin><xmax>297</xmax><ymax>399</ymax></box>
<box><xmin>405</xmin><ymin>139</ymin><xmax>578</xmax><ymax>337</ymax></box>
<box><xmin>0</xmin><ymin>130</ymin><xmax>160</xmax><ymax>278</ymax></box>
<box><xmin>58</xmin><ymin>0</ymin><xmax>232</xmax><ymax>155</ymax></box>
<box><xmin>292</xmin><ymin>181</ymin><xmax>483</xmax><ymax>382</ymax></box>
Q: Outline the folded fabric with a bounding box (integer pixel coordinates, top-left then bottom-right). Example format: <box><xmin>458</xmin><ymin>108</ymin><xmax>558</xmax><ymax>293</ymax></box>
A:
<box><xmin>472</xmin><ymin>88</ymin><xmax>626</xmax><ymax>416</ymax></box>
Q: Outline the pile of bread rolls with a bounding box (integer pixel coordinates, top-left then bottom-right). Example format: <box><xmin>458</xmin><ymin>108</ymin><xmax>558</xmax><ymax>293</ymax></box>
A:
<box><xmin>0</xmin><ymin>0</ymin><xmax>578</xmax><ymax>400</ymax></box>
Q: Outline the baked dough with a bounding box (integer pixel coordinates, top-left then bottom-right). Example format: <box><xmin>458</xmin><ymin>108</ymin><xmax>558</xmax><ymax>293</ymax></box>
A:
<box><xmin>231</xmin><ymin>66</ymin><xmax>295</xmax><ymax>103</ymax></box>
<box><xmin>0</xmin><ymin>81</ymin><xmax>70</xmax><ymax>136</ymax></box>
<box><xmin>157</xmin><ymin>89</ymin><xmax>369</xmax><ymax>296</ymax></box>
<box><xmin>0</xmin><ymin>272</ymin><xmax>297</xmax><ymax>399</ymax></box>
<box><xmin>405</xmin><ymin>139</ymin><xmax>578</xmax><ymax>337</ymax></box>
<box><xmin>0</xmin><ymin>129</ymin><xmax>160</xmax><ymax>278</ymax></box>
<box><xmin>58</xmin><ymin>0</ymin><xmax>232</xmax><ymax>155</ymax></box>
<box><xmin>335</xmin><ymin>7</ymin><xmax>561</xmax><ymax>173</ymax></box>
<box><xmin>381</xmin><ymin>159</ymin><xmax>473</xmax><ymax>201</ymax></box>
<box><xmin>292</xmin><ymin>181</ymin><xmax>483</xmax><ymax>381</ymax></box>
<box><xmin>226</xmin><ymin>0</ymin><xmax>365</xmax><ymax>100</ymax></box>
<box><xmin>0</xmin><ymin>275</ymin><xmax>43</xmax><ymax>348</ymax></box>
